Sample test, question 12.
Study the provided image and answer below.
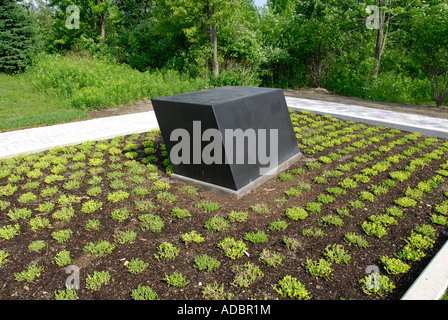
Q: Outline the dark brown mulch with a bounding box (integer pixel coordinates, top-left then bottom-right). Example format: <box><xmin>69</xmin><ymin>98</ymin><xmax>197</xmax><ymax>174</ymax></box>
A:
<box><xmin>1</xmin><ymin>112</ymin><xmax>447</xmax><ymax>301</ymax></box>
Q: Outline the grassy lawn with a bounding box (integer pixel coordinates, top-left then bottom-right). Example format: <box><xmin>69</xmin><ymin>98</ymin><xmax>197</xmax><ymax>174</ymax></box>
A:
<box><xmin>0</xmin><ymin>74</ymin><xmax>89</xmax><ymax>132</ymax></box>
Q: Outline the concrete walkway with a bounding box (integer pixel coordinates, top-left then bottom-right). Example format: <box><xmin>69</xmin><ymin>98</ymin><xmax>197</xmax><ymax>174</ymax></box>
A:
<box><xmin>2</xmin><ymin>96</ymin><xmax>448</xmax><ymax>160</ymax></box>
<box><xmin>0</xmin><ymin>111</ymin><xmax>159</xmax><ymax>159</ymax></box>
<box><xmin>286</xmin><ymin>97</ymin><xmax>448</xmax><ymax>139</ymax></box>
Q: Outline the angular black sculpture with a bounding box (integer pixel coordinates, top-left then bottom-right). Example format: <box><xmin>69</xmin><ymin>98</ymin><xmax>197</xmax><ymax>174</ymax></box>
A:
<box><xmin>151</xmin><ymin>86</ymin><xmax>301</xmax><ymax>198</ymax></box>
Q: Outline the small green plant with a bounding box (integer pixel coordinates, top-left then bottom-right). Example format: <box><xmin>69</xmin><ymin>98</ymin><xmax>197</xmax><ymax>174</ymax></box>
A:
<box><xmin>7</xmin><ymin>208</ymin><xmax>32</xmax><ymax>221</ymax></box>
<box><xmin>87</xmin><ymin>186</ymin><xmax>102</xmax><ymax>197</ymax></box>
<box><xmin>0</xmin><ymin>224</ymin><xmax>20</xmax><ymax>240</ymax></box>
<box><xmin>53</xmin><ymin>250</ymin><xmax>72</xmax><ymax>267</ymax></box>
<box><xmin>344</xmin><ymin>232</ymin><xmax>370</xmax><ymax>248</ymax></box>
<box><xmin>54</xmin><ymin>288</ymin><xmax>79</xmax><ymax>300</ymax></box>
<box><xmin>362</xmin><ymin>221</ymin><xmax>387</xmax><ymax>238</ymax></box>
<box><xmin>14</xmin><ymin>264</ymin><xmax>44</xmax><ymax>283</ymax></box>
<box><xmin>194</xmin><ymin>254</ymin><xmax>221</xmax><ymax>272</ymax></box>
<box><xmin>181</xmin><ymin>230</ymin><xmax>205</xmax><ymax>244</ymax></box>
<box><xmin>231</xmin><ymin>262</ymin><xmax>264</xmax><ymax>287</ymax></box>
<box><xmin>81</xmin><ymin>200</ymin><xmax>103</xmax><ymax>214</ymax></box>
<box><xmin>83</xmin><ymin>240</ymin><xmax>115</xmax><ymax>257</ymax></box>
<box><xmin>278</xmin><ymin>172</ymin><xmax>294</xmax><ymax>181</ymax></box>
<box><xmin>227</xmin><ymin>210</ymin><xmax>248</xmax><ymax>223</ymax></box>
<box><xmin>283</xmin><ymin>236</ymin><xmax>302</xmax><ymax>252</ymax></box>
<box><xmin>268</xmin><ymin>219</ymin><xmax>288</xmax><ymax>231</ymax></box>
<box><xmin>202</xmin><ymin>282</ymin><xmax>234</xmax><ymax>300</ymax></box>
<box><xmin>243</xmin><ymin>230</ymin><xmax>268</xmax><ymax>244</ymax></box>
<box><xmin>306</xmin><ymin>202</ymin><xmax>322</xmax><ymax>214</ymax></box>
<box><xmin>171</xmin><ymin>207</ymin><xmax>191</xmax><ymax>219</ymax></box>
<box><xmin>204</xmin><ymin>216</ymin><xmax>230</xmax><ymax>232</ymax></box>
<box><xmin>154</xmin><ymin>242</ymin><xmax>180</xmax><ymax>262</ymax></box>
<box><xmin>28</xmin><ymin>241</ymin><xmax>46</xmax><ymax>252</ymax></box>
<box><xmin>339</xmin><ymin>178</ymin><xmax>357</xmax><ymax>189</ymax></box>
<box><xmin>130</xmin><ymin>285</ymin><xmax>159</xmax><ymax>300</ymax></box>
<box><xmin>250</xmin><ymin>203</ymin><xmax>270</xmax><ymax>214</ymax></box>
<box><xmin>317</xmin><ymin>194</ymin><xmax>335</xmax><ymax>204</ymax></box>
<box><xmin>302</xmin><ymin>227</ymin><xmax>326</xmax><ymax>238</ymax></box>
<box><xmin>107</xmin><ymin>191</ymin><xmax>130</xmax><ymax>203</ymax></box>
<box><xmin>359</xmin><ymin>274</ymin><xmax>395</xmax><ymax>296</ymax></box>
<box><xmin>156</xmin><ymin>191</ymin><xmax>177</xmax><ymax>203</ymax></box>
<box><xmin>163</xmin><ymin>271</ymin><xmax>190</xmax><ymax>288</ymax></box>
<box><xmin>380</xmin><ymin>256</ymin><xmax>410</xmax><ymax>275</ymax></box>
<box><xmin>195</xmin><ymin>200</ymin><xmax>220</xmax><ymax>212</ymax></box>
<box><xmin>274</xmin><ymin>275</ymin><xmax>311</xmax><ymax>300</ymax></box>
<box><xmin>36</xmin><ymin>201</ymin><xmax>55</xmax><ymax>213</ymax></box>
<box><xmin>0</xmin><ymin>250</ymin><xmax>10</xmax><ymax>266</ymax></box>
<box><xmin>303</xmin><ymin>258</ymin><xmax>333</xmax><ymax>280</ymax></box>
<box><xmin>285</xmin><ymin>206</ymin><xmax>308</xmax><ymax>220</ymax></box>
<box><xmin>111</xmin><ymin>207</ymin><xmax>131</xmax><ymax>222</ymax></box>
<box><xmin>29</xmin><ymin>217</ymin><xmax>52</xmax><ymax>232</ymax></box>
<box><xmin>17</xmin><ymin>192</ymin><xmax>37</xmax><ymax>204</ymax></box>
<box><xmin>318</xmin><ymin>214</ymin><xmax>344</xmax><ymax>227</ymax></box>
<box><xmin>52</xmin><ymin>207</ymin><xmax>75</xmax><ymax>222</ymax></box>
<box><xmin>177</xmin><ymin>185</ymin><xmax>197</xmax><ymax>195</ymax></box>
<box><xmin>51</xmin><ymin>229</ymin><xmax>72</xmax><ymax>244</ymax></box>
<box><xmin>85</xmin><ymin>270</ymin><xmax>111</xmax><ymax>291</ymax></box>
<box><xmin>85</xmin><ymin>219</ymin><xmax>100</xmax><ymax>231</ymax></box>
<box><xmin>218</xmin><ymin>237</ymin><xmax>248</xmax><ymax>260</ymax></box>
<box><xmin>359</xmin><ymin>191</ymin><xmax>375</xmax><ymax>203</ymax></box>
<box><xmin>259</xmin><ymin>249</ymin><xmax>285</xmax><ymax>267</ymax></box>
<box><xmin>323</xmin><ymin>244</ymin><xmax>351</xmax><ymax>264</ymax></box>
<box><xmin>394</xmin><ymin>197</ymin><xmax>417</xmax><ymax>208</ymax></box>
<box><xmin>139</xmin><ymin>214</ymin><xmax>164</xmax><ymax>232</ymax></box>
<box><xmin>126</xmin><ymin>258</ymin><xmax>149</xmax><ymax>274</ymax></box>
<box><xmin>113</xmin><ymin>230</ymin><xmax>137</xmax><ymax>244</ymax></box>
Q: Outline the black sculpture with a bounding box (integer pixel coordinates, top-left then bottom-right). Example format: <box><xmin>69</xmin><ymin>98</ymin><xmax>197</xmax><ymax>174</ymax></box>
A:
<box><xmin>151</xmin><ymin>86</ymin><xmax>301</xmax><ymax>198</ymax></box>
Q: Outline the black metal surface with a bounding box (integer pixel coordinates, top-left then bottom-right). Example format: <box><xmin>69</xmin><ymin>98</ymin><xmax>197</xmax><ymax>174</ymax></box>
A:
<box><xmin>151</xmin><ymin>86</ymin><xmax>300</xmax><ymax>191</ymax></box>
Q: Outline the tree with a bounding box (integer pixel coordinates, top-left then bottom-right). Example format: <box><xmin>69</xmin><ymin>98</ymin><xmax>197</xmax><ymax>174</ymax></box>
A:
<box><xmin>0</xmin><ymin>0</ymin><xmax>36</xmax><ymax>73</ymax></box>
<box><xmin>164</xmin><ymin>0</ymin><xmax>239</xmax><ymax>77</ymax></box>
<box><xmin>409</xmin><ymin>3</ymin><xmax>448</xmax><ymax>106</ymax></box>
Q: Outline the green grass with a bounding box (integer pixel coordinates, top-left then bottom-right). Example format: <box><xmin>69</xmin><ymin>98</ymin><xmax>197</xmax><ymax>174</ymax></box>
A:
<box><xmin>0</xmin><ymin>74</ymin><xmax>88</xmax><ymax>131</ymax></box>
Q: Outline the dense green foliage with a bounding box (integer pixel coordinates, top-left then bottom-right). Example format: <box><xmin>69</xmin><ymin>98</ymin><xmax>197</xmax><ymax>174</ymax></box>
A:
<box><xmin>0</xmin><ymin>0</ymin><xmax>35</xmax><ymax>73</ymax></box>
<box><xmin>2</xmin><ymin>0</ymin><xmax>448</xmax><ymax>110</ymax></box>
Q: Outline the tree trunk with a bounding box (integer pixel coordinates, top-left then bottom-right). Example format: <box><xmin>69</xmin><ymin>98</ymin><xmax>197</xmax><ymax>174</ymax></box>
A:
<box><xmin>372</xmin><ymin>0</ymin><xmax>387</xmax><ymax>77</ymax></box>
<box><xmin>99</xmin><ymin>13</ymin><xmax>106</xmax><ymax>38</ymax></box>
<box><xmin>207</xmin><ymin>4</ymin><xmax>219</xmax><ymax>77</ymax></box>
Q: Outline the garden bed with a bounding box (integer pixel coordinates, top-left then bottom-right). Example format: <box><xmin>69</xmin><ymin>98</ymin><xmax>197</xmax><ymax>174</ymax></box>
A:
<box><xmin>1</xmin><ymin>110</ymin><xmax>448</xmax><ymax>300</ymax></box>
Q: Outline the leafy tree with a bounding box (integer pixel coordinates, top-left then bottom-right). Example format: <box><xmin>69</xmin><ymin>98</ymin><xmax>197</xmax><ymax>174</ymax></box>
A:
<box><xmin>0</xmin><ymin>0</ymin><xmax>36</xmax><ymax>73</ymax></box>
<box><xmin>409</xmin><ymin>3</ymin><xmax>448</xmax><ymax>106</ymax></box>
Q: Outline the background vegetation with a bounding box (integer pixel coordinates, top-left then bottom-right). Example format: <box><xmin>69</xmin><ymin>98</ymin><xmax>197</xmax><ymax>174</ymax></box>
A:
<box><xmin>1</xmin><ymin>0</ymin><xmax>447</xmax><ymax>130</ymax></box>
